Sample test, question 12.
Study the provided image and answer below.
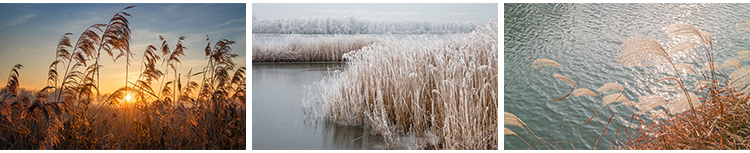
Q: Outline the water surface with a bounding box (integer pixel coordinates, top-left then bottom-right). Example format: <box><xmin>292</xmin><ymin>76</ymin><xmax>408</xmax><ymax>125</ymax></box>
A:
<box><xmin>252</xmin><ymin>63</ymin><xmax>387</xmax><ymax>150</ymax></box>
<box><xmin>505</xmin><ymin>3</ymin><xmax>750</xmax><ymax>150</ymax></box>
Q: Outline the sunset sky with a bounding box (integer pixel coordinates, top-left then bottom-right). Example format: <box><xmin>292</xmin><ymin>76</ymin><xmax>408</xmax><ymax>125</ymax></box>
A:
<box><xmin>0</xmin><ymin>3</ymin><xmax>246</xmax><ymax>93</ymax></box>
<box><xmin>253</xmin><ymin>3</ymin><xmax>497</xmax><ymax>23</ymax></box>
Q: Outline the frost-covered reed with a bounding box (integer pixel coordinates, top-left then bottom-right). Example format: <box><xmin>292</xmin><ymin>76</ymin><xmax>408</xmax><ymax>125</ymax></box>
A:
<box><xmin>309</xmin><ymin>19</ymin><xmax>497</xmax><ymax>149</ymax></box>
<box><xmin>252</xmin><ymin>35</ymin><xmax>377</xmax><ymax>62</ymax></box>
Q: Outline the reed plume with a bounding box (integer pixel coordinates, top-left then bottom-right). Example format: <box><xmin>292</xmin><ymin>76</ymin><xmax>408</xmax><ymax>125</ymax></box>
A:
<box><xmin>1</xmin><ymin>64</ymin><xmax>23</xmax><ymax>99</ymax></box>
<box><xmin>596</xmin><ymin>83</ymin><xmax>624</xmax><ymax>94</ymax></box>
<box><xmin>531</xmin><ymin>58</ymin><xmax>562</xmax><ymax>68</ymax></box>
<box><xmin>601</xmin><ymin>93</ymin><xmax>629</xmax><ymax>106</ymax></box>
<box><xmin>504</xmin><ymin>112</ymin><xmax>535</xmax><ymax>149</ymax></box>
<box><xmin>132</xmin><ymin>42</ymin><xmax>163</xmax><ymax>104</ymax></box>
<box><xmin>667</xmin><ymin>41</ymin><xmax>696</xmax><ymax>56</ymax></box>
<box><xmin>617</xmin><ymin>23</ymin><xmax>716</xmax><ymax>115</ymax></box>
<box><xmin>737</xmin><ymin>50</ymin><xmax>750</xmax><ymax>60</ymax></box>
<box><xmin>618</xmin><ymin>36</ymin><xmax>669</xmax><ymax>67</ymax></box>
<box><xmin>136</xmin><ymin>44</ymin><xmax>163</xmax><ymax>84</ymax></box>
<box><xmin>665</xmin><ymin>91</ymin><xmax>700</xmax><ymax>115</ymax></box>
<box><xmin>737</xmin><ymin>19</ymin><xmax>750</xmax><ymax>34</ymax></box>
<box><xmin>572</xmin><ymin>88</ymin><xmax>598</xmax><ymax>97</ymax></box>
<box><xmin>96</xmin><ymin>5</ymin><xmax>134</xmax><ymax>94</ymax></box>
<box><xmin>504</xmin><ymin>128</ymin><xmax>517</xmax><ymax>136</ymax></box>
<box><xmin>160</xmin><ymin>36</ymin><xmax>186</xmax><ymax>105</ymax></box>
<box><xmin>674</xmin><ymin>63</ymin><xmax>697</xmax><ymax>75</ymax></box>
<box><xmin>553</xmin><ymin>74</ymin><xmax>577</xmax><ymax>88</ymax></box>
<box><xmin>504</xmin><ymin>112</ymin><xmax>526</xmax><ymax>127</ymax></box>
<box><xmin>230</xmin><ymin>67</ymin><xmax>246</xmax><ymax>101</ymax></box>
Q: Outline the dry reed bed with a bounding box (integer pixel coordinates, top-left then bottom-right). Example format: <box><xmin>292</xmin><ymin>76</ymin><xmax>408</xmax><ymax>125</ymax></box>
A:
<box><xmin>309</xmin><ymin>20</ymin><xmax>497</xmax><ymax>149</ymax></box>
<box><xmin>0</xmin><ymin>6</ymin><xmax>245</xmax><ymax>149</ymax></box>
<box><xmin>624</xmin><ymin>47</ymin><xmax>750</xmax><ymax>149</ymax></box>
<box><xmin>252</xmin><ymin>35</ymin><xmax>378</xmax><ymax>62</ymax></box>
<box><xmin>0</xmin><ymin>45</ymin><xmax>246</xmax><ymax>149</ymax></box>
<box><xmin>252</xmin><ymin>16</ymin><xmax>481</xmax><ymax>35</ymax></box>
<box><xmin>626</xmin><ymin>88</ymin><xmax>750</xmax><ymax>149</ymax></box>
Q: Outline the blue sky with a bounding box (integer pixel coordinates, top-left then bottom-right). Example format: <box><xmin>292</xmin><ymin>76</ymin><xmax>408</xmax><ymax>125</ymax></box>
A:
<box><xmin>0</xmin><ymin>3</ymin><xmax>246</xmax><ymax>93</ymax></box>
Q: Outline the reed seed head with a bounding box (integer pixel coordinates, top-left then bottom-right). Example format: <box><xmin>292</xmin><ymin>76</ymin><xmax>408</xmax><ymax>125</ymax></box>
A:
<box><xmin>531</xmin><ymin>58</ymin><xmax>562</xmax><ymax>69</ymax></box>
<box><xmin>572</xmin><ymin>88</ymin><xmax>598</xmax><ymax>97</ymax></box>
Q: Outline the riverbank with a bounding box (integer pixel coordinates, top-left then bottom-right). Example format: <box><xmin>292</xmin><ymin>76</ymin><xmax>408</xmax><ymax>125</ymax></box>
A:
<box><xmin>252</xmin><ymin>35</ymin><xmax>377</xmax><ymax>62</ymax></box>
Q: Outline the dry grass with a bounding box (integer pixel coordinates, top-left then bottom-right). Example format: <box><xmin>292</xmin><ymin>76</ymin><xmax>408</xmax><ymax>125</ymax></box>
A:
<box><xmin>252</xmin><ymin>16</ymin><xmax>481</xmax><ymax>35</ymax></box>
<box><xmin>624</xmin><ymin>24</ymin><xmax>750</xmax><ymax>148</ymax></box>
<box><xmin>252</xmin><ymin>35</ymin><xmax>377</xmax><ymax>62</ymax></box>
<box><xmin>625</xmin><ymin>89</ymin><xmax>750</xmax><ymax>149</ymax></box>
<box><xmin>0</xmin><ymin>6</ymin><xmax>245</xmax><ymax>150</ymax></box>
<box><xmin>305</xmin><ymin>19</ymin><xmax>497</xmax><ymax>149</ymax></box>
<box><xmin>530</xmin><ymin>58</ymin><xmax>562</xmax><ymax>68</ymax></box>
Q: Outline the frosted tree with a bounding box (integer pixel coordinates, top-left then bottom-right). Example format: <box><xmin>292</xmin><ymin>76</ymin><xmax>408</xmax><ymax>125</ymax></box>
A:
<box><xmin>251</xmin><ymin>16</ymin><xmax>483</xmax><ymax>34</ymax></box>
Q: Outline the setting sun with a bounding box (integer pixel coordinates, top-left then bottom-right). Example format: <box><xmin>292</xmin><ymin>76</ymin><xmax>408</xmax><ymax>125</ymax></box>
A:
<box><xmin>125</xmin><ymin>93</ymin><xmax>132</xmax><ymax>101</ymax></box>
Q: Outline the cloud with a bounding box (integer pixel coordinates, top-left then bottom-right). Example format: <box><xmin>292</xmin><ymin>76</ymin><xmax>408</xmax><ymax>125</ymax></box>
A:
<box><xmin>0</xmin><ymin>14</ymin><xmax>36</xmax><ymax>29</ymax></box>
<box><xmin>215</xmin><ymin>18</ymin><xmax>245</xmax><ymax>28</ymax></box>
<box><xmin>163</xmin><ymin>4</ymin><xmax>182</xmax><ymax>14</ymax></box>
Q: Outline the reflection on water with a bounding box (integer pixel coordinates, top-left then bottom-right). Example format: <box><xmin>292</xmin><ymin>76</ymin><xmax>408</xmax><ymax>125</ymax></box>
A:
<box><xmin>252</xmin><ymin>63</ymin><xmax>386</xmax><ymax>150</ymax></box>
<box><xmin>321</xmin><ymin>121</ymin><xmax>387</xmax><ymax>150</ymax></box>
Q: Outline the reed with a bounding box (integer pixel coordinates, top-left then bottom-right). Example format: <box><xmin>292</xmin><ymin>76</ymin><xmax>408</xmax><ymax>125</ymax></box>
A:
<box><xmin>306</xmin><ymin>19</ymin><xmax>497</xmax><ymax>149</ymax></box>
<box><xmin>252</xmin><ymin>16</ymin><xmax>481</xmax><ymax>35</ymax></box>
<box><xmin>252</xmin><ymin>35</ymin><xmax>378</xmax><ymax>62</ymax></box>
<box><xmin>532</xmin><ymin>59</ymin><xmax>637</xmax><ymax>149</ymax></box>
<box><xmin>625</xmin><ymin>34</ymin><xmax>750</xmax><ymax>149</ymax></box>
<box><xmin>516</xmin><ymin>22</ymin><xmax>750</xmax><ymax>150</ymax></box>
<box><xmin>0</xmin><ymin>6</ymin><xmax>245</xmax><ymax>150</ymax></box>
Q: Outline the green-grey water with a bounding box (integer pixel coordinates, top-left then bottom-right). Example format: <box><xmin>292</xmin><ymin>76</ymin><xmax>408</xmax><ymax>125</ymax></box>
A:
<box><xmin>505</xmin><ymin>3</ymin><xmax>750</xmax><ymax>150</ymax></box>
<box><xmin>252</xmin><ymin>63</ymin><xmax>387</xmax><ymax>149</ymax></box>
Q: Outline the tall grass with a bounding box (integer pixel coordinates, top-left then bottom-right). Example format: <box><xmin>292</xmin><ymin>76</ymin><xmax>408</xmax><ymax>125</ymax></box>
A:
<box><xmin>252</xmin><ymin>16</ymin><xmax>481</xmax><ymax>35</ymax></box>
<box><xmin>0</xmin><ymin>6</ymin><xmax>245</xmax><ymax>149</ymax></box>
<box><xmin>623</xmin><ymin>20</ymin><xmax>750</xmax><ymax>148</ymax></box>
<box><xmin>252</xmin><ymin>35</ymin><xmax>377</xmax><ymax>62</ymax></box>
<box><xmin>305</xmin><ymin>19</ymin><xmax>497</xmax><ymax>149</ymax></box>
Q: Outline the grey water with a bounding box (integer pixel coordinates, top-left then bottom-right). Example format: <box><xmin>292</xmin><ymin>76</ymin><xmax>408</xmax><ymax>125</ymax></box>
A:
<box><xmin>505</xmin><ymin>3</ymin><xmax>750</xmax><ymax>150</ymax></box>
<box><xmin>252</xmin><ymin>63</ymin><xmax>388</xmax><ymax>150</ymax></box>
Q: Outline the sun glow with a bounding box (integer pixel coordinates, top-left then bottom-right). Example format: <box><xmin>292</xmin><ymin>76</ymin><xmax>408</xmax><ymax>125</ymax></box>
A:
<box><xmin>125</xmin><ymin>93</ymin><xmax>132</xmax><ymax>101</ymax></box>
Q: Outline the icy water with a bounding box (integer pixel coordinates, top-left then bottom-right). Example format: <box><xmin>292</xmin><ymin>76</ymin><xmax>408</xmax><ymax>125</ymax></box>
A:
<box><xmin>252</xmin><ymin>63</ymin><xmax>388</xmax><ymax>150</ymax></box>
<box><xmin>505</xmin><ymin>3</ymin><xmax>750</xmax><ymax>149</ymax></box>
